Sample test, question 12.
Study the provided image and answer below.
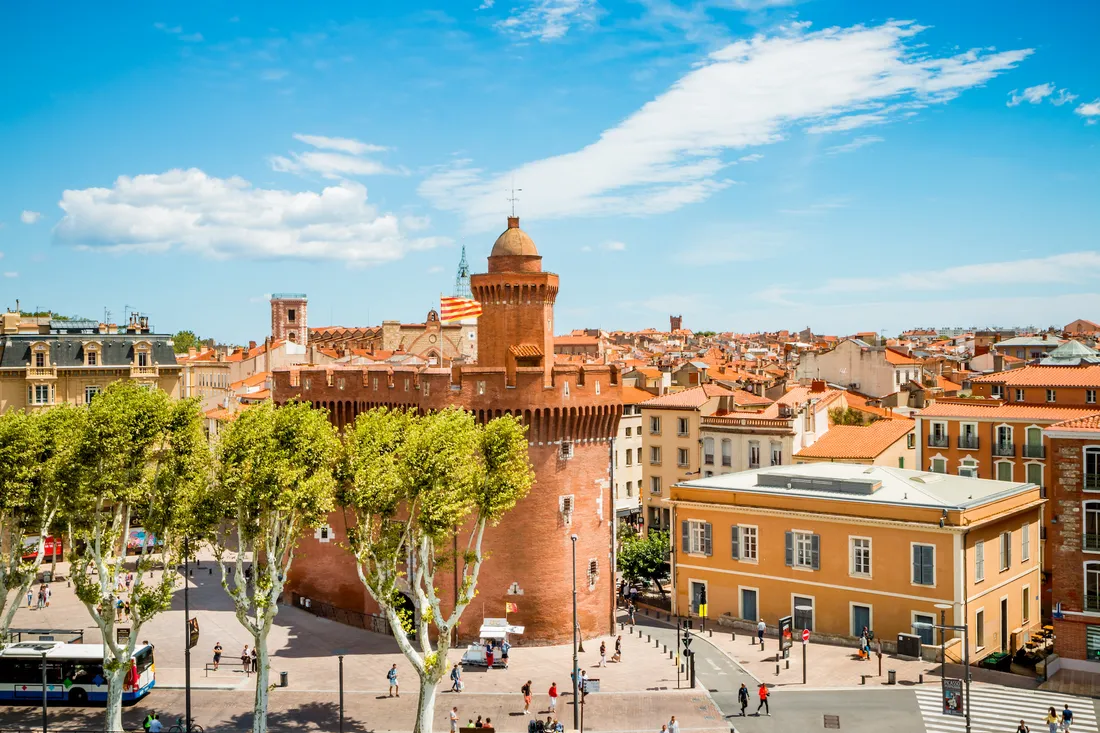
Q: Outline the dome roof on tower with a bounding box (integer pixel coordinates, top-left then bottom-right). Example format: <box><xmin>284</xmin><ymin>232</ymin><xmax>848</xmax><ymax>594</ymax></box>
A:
<box><xmin>491</xmin><ymin>217</ymin><xmax>539</xmax><ymax>258</ymax></box>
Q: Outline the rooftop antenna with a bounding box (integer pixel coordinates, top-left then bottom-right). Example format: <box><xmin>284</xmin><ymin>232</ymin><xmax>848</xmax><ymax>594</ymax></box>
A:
<box><xmin>507</xmin><ymin>176</ymin><xmax>521</xmax><ymax>217</ymax></box>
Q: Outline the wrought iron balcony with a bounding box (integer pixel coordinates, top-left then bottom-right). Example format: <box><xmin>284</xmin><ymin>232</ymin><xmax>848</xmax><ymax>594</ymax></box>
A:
<box><xmin>1022</xmin><ymin>444</ymin><xmax>1046</xmax><ymax>459</ymax></box>
<box><xmin>928</xmin><ymin>435</ymin><xmax>949</xmax><ymax>448</ymax></box>
<box><xmin>993</xmin><ymin>442</ymin><xmax>1015</xmax><ymax>457</ymax></box>
<box><xmin>1087</xmin><ymin>474</ymin><xmax>1100</xmax><ymax>491</ymax></box>
<box><xmin>1085</xmin><ymin>534</ymin><xmax>1100</xmax><ymax>552</ymax></box>
<box><xmin>958</xmin><ymin>435</ymin><xmax>979</xmax><ymax>450</ymax></box>
<box><xmin>1087</xmin><ymin>594</ymin><xmax>1100</xmax><ymax>613</ymax></box>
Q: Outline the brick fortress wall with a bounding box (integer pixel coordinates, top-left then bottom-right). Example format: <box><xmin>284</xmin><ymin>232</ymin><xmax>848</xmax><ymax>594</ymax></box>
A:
<box><xmin>1049</xmin><ymin>436</ymin><xmax>1090</xmax><ymax>660</ymax></box>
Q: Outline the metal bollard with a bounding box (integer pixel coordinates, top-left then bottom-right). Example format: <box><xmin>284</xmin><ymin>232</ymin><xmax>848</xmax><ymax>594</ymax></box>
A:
<box><xmin>655</xmin><ymin>638</ymin><xmax>659</xmax><ymax>647</ymax></box>
<box><xmin>709</xmin><ymin>630</ymin><xmax>713</xmax><ymax>637</ymax></box>
<box><xmin>663</xmin><ymin>644</ymin><xmax>667</xmax><ymax>653</ymax></box>
<box><xmin>669</xmin><ymin>650</ymin><xmax>673</xmax><ymax>659</ymax></box>
<box><xmin>680</xmin><ymin>663</ymin><xmax>685</xmax><ymax>673</ymax></box>
<box><xmin>647</xmin><ymin>634</ymin><xmax>651</xmax><ymax>643</ymax></box>
<box><xmin>785</xmin><ymin>659</ymin><xmax>789</xmax><ymax>669</ymax></box>
<box><xmin>775</xmin><ymin>663</ymin><xmax>780</xmax><ymax>676</ymax></box>
<box><xmin>919</xmin><ymin>674</ymin><xmax>924</xmax><ymax>684</ymax></box>
<box><xmin>731</xmin><ymin>632</ymin><xmax>735</xmax><ymax>641</ymax></box>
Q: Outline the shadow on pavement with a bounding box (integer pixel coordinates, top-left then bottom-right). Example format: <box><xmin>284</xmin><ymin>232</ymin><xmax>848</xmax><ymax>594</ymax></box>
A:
<box><xmin>223</xmin><ymin>701</ymin><xmax>375</xmax><ymax>732</ymax></box>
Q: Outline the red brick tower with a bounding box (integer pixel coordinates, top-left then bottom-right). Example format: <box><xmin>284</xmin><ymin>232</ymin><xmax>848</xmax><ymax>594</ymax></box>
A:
<box><xmin>271</xmin><ymin>293</ymin><xmax>308</xmax><ymax>347</ymax></box>
<box><xmin>275</xmin><ymin>217</ymin><xmax>622</xmax><ymax>644</ymax></box>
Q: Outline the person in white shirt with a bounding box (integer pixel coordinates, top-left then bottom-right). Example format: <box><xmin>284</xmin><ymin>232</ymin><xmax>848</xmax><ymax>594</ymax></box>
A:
<box><xmin>757</xmin><ymin>619</ymin><xmax>766</xmax><ymax>645</ymax></box>
<box><xmin>450</xmin><ymin>707</ymin><xmax>458</xmax><ymax>733</ymax></box>
<box><xmin>668</xmin><ymin>716</ymin><xmax>680</xmax><ymax>733</ymax></box>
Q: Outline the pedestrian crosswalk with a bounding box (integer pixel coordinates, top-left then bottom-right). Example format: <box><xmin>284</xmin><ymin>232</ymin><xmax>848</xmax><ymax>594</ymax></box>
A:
<box><xmin>915</xmin><ymin>683</ymin><xmax>1097</xmax><ymax>733</ymax></box>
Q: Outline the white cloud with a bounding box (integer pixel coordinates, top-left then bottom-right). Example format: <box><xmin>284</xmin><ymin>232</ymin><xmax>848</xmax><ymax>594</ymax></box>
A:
<box><xmin>1007</xmin><ymin>82</ymin><xmax>1054</xmax><ymax>106</ymax></box>
<box><xmin>738</xmin><ymin>153</ymin><xmax>764</xmax><ymax>163</ymax></box>
<box><xmin>293</xmin><ymin>134</ymin><xmax>387</xmax><ymax>156</ymax></box>
<box><xmin>495</xmin><ymin>0</ymin><xmax>599</xmax><ymax>42</ymax></box>
<box><xmin>825</xmin><ymin>135</ymin><xmax>883</xmax><ymax>155</ymax></box>
<box><xmin>54</xmin><ymin>168</ymin><xmax>446</xmax><ymax>266</ymax></box>
<box><xmin>602</xmin><ymin>240</ymin><xmax>627</xmax><ymax>251</ymax></box>
<box><xmin>272</xmin><ymin>135</ymin><xmax>397</xmax><ymax>179</ymax></box>
<box><xmin>20</xmin><ymin>210</ymin><xmax>42</xmax><ymax>224</ymax></box>
<box><xmin>478</xmin><ymin>0</ymin><xmax>495</xmax><ymax>8</ymax></box>
<box><xmin>179</xmin><ymin>32</ymin><xmax>204</xmax><ymax>43</ymax></box>
<box><xmin>1076</xmin><ymin>99</ymin><xmax>1100</xmax><ymax>125</ymax></box>
<box><xmin>3</xmin><ymin>272</ymin><xmax>17</xmax><ymax>279</ymax></box>
<box><xmin>153</xmin><ymin>22</ymin><xmax>183</xmax><ymax>34</ymax></box>
<box><xmin>1052</xmin><ymin>89</ymin><xmax>1078</xmax><ymax>106</ymax></box>
<box><xmin>422</xmin><ymin>21</ymin><xmax>1030</xmax><ymax>230</ymax></box>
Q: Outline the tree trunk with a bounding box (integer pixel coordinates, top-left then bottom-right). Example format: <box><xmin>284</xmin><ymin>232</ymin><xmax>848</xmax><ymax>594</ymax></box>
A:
<box><xmin>252</xmin><ymin>629</ymin><xmax>271</xmax><ymax>733</ymax></box>
<box><xmin>414</xmin><ymin>676</ymin><xmax>438</xmax><ymax>733</ymax></box>
<box><xmin>104</xmin><ymin>664</ymin><xmax>126</xmax><ymax>733</ymax></box>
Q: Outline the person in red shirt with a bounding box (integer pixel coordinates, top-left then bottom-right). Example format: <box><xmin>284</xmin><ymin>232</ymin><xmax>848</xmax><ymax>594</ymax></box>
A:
<box><xmin>548</xmin><ymin>682</ymin><xmax>558</xmax><ymax>713</ymax></box>
<box><xmin>756</xmin><ymin>683</ymin><xmax>770</xmax><ymax>716</ymax></box>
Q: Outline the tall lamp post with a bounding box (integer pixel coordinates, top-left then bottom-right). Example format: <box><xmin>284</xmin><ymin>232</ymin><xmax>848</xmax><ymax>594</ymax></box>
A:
<box><xmin>40</xmin><ymin>650</ymin><xmax>48</xmax><ymax>733</ymax></box>
<box><xmin>934</xmin><ymin>603</ymin><xmax>952</xmax><ymax>681</ymax></box>
<box><xmin>571</xmin><ymin>533</ymin><xmax>580</xmax><ymax>732</ymax></box>
<box><xmin>183</xmin><ymin>536</ymin><xmax>193</xmax><ymax>733</ymax></box>
<box><xmin>914</xmin><ymin>619</ymin><xmax>971</xmax><ymax>733</ymax></box>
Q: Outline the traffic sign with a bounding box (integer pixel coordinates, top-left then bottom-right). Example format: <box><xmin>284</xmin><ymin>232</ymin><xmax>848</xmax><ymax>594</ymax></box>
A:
<box><xmin>802</xmin><ymin>628</ymin><xmax>810</xmax><ymax>643</ymax></box>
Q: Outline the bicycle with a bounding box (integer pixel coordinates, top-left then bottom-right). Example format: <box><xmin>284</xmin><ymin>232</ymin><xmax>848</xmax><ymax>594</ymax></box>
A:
<box><xmin>167</xmin><ymin>716</ymin><xmax>205</xmax><ymax>733</ymax></box>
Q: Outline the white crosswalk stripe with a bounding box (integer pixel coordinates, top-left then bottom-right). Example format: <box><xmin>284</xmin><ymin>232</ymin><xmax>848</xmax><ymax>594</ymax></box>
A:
<box><xmin>915</xmin><ymin>683</ymin><xmax>1097</xmax><ymax>733</ymax></box>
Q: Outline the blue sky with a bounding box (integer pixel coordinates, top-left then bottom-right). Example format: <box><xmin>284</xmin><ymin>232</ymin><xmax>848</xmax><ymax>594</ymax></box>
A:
<box><xmin>2</xmin><ymin>1</ymin><xmax>1098</xmax><ymax>343</ymax></box>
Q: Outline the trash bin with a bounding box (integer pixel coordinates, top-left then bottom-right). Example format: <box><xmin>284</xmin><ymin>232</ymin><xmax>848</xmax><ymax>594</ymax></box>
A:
<box><xmin>887</xmin><ymin>669</ymin><xmax>896</xmax><ymax>685</ymax></box>
<box><xmin>41</xmin><ymin>571</ymin><xmax>52</xmax><ymax>583</ymax></box>
<box><xmin>280</xmin><ymin>671</ymin><xmax>288</xmax><ymax>687</ymax></box>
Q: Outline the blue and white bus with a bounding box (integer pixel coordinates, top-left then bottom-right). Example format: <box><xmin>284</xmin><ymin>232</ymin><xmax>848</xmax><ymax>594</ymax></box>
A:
<box><xmin>0</xmin><ymin>641</ymin><xmax>155</xmax><ymax>704</ymax></box>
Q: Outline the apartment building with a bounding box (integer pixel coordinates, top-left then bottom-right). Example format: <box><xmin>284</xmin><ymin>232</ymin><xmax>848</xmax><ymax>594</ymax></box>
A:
<box><xmin>614</xmin><ymin>386</ymin><xmax>649</xmax><ymax>524</ymax></box>
<box><xmin>668</xmin><ymin>463</ymin><xmax>1042</xmax><ymax>662</ymax></box>
<box><xmin>794</xmin><ymin>419</ymin><xmax>916</xmax><ymax>468</ymax></box>
<box><xmin>795</xmin><ymin>339</ymin><xmax>924</xmax><ymax>398</ymax></box>
<box><xmin>178</xmin><ymin>347</ymin><xmax>232</xmax><ymax>413</ymax></box>
<box><xmin>699</xmin><ymin>382</ymin><xmax>844</xmax><ymax>477</ymax></box>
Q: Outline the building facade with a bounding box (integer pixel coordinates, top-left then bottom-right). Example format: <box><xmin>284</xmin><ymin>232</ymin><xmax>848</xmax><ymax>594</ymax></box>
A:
<box><xmin>668</xmin><ymin>464</ymin><xmax>1042</xmax><ymax>662</ymax></box>
<box><xmin>270</xmin><ymin>293</ymin><xmax>307</xmax><ymax>347</ymax></box>
<box><xmin>795</xmin><ymin>339</ymin><xmax>923</xmax><ymax>398</ymax></box>
<box><xmin>272</xmin><ymin>216</ymin><xmax>622</xmax><ymax>644</ymax></box>
<box><xmin>613</xmin><ymin>386</ymin><xmax>648</xmax><ymax>524</ymax></box>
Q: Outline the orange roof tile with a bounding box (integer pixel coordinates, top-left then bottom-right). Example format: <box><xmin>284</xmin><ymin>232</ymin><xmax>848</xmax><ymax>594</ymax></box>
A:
<box><xmin>641</xmin><ymin>383</ymin><xmax>734</xmax><ymax>409</ymax></box>
<box><xmin>936</xmin><ymin>375</ymin><xmax>962</xmax><ymax>392</ymax></box>
<box><xmin>1047</xmin><ymin>413</ymin><xmax>1100</xmax><ymax>433</ymax></box>
<box><xmin>969</xmin><ymin>364</ymin><xmax>1100</xmax><ymax>388</ymax></box>
<box><xmin>884</xmin><ymin>348</ymin><xmax>920</xmax><ymax>366</ymax></box>
<box><xmin>510</xmin><ymin>344</ymin><xmax>544</xmax><ymax>358</ymax></box>
<box><xmin>239</xmin><ymin>389</ymin><xmax>271</xmax><ymax>402</ymax></box>
<box><xmin>794</xmin><ymin>420</ymin><xmax>915</xmax><ymax>460</ymax></box>
<box><xmin>918</xmin><ymin>401</ymin><xmax>1100</xmax><ymax>421</ymax></box>
<box><xmin>621</xmin><ymin>385</ymin><xmax>657</xmax><ymax>404</ymax></box>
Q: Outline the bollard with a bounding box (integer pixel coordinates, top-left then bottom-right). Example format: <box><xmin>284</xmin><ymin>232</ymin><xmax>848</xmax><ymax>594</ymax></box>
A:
<box><xmin>680</xmin><ymin>663</ymin><xmax>684</xmax><ymax>674</ymax></box>
<box><xmin>647</xmin><ymin>634</ymin><xmax>651</xmax><ymax>643</ymax></box>
<box><xmin>669</xmin><ymin>650</ymin><xmax>673</xmax><ymax>659</ymax></box>
<box><xmin>655</xmin><ymin>639</ymin><xmax>659</xmax><ymax>648</ymax></box>
<box><xmin>709</xmin><ymin>630</ymin><xmax>713</xmax><ymax>638</ymax></box>
<box><xmin>861</xmin><ymin>675</ymin><xmax>866</xmax><ymax>685</ymax></box>
<box><xmin>775</xmin><ymin>663</ymin><xmax>779</xmax><ymax>676</ymax></box>
<box><xmin>732</xmin><ymin>632</ymin><xmax>736</xmax><ymax>641</ymax></box>
<box><xmin>785</xmin><ymin>659</ymin><xmax>789</xmax><ymax>670</ymax></box>
<box><xmin>919</xmin><ymin>674</ymin><xmax>924</xmax><ymax>684</ymax></box>
<box><xmin>663</xmin><ymin>644</ymin><xmax>667</xmax><ymax>653</ymax></box>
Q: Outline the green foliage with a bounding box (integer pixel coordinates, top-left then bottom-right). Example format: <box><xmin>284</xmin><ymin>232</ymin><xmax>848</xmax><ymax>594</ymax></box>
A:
<box><xmin>171</xmin><ymin>330</ymin><xmax>205</xmax><ymax>354</ymax></box>
<box><xmin>829</xmin><ymin>406</ymin><xmax>872</xmax><ymax>426</ymax></box>
<box><xmin>617</xmin><ymin>529</ymin><xmax>670</xmax><ymax>587</ymax></box>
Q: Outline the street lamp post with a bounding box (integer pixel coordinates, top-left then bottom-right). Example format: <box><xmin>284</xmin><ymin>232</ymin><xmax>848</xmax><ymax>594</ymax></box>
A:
<box><xmin>794</xmin><ymin>605</ymin><xmax>812</xmax><ymax>685</ymax></box>
<box><xmin>183</xmin><ymin>536</ymin><xmax>193</xmax><ymax>733</ymax></box>
<box><xmin>40</xmin><ymin>651</ymin><xmax>48</xmax><ymax>733</ymax></box>
<box><xmin>338</xmin><ymin>655</ymin><xmax>345</xmax><ymax>733</ymax></box>
<box><xmin>571</xmin><ymin>533</ymin><xmax>580</xmax><ymax>732</ymax></box>
<box><xmin>914</xmin><ymin>619</ymin><xmax>971</xmax><ymax>733</ymax></box>
<box><xmin>934</xmin><ymin>603</ymin><xmax>952</xmax><ymax>682</ymax></box>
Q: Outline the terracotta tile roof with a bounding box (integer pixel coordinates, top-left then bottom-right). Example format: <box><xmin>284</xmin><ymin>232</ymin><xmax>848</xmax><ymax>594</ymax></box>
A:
<box><xmin>969</xmin><ymin>364</ymin><xmax>1100</xmax><ymax>388</ymax></box>
<box><xmin>794</xmin><ymin>420</ymin><xmax>915</xmax><ymax>460</ymax></box>
<box><xmin>1048</xmin><ymin>413</ymin><xmax>1100</xmax><ymax>433</ymax></box>
<box><xmin>937</xmin><ymin>375</ymin><xmax>963</xmax><ymax>392</ymax></box>
<box><xmin>918</xmin><ymin>401</ymin><xmax>1100</xmax><ymax>421</ymax></box>
<box><xmin>204</xmin><ymin>407</ymin><xmax>236</xmax><ymax>422</ymax></box>
<box><xmin>554</xmin><ymin>336</ymin><xmax>600</xmax><ymax>346</ymax></box>
<box><xmin>843</xmin><ymin>391</ymin><xmax>909</xmax><ymax>420</ymax></box>
<box><xmin>509</xmin><ymin>344</ymin><xmax>544</xmax><ymax>358</ymax></box>
<box><xmin>239</xmin><ymin>389</ymin><xmax>271</xmax><ymax>402</ymax></box>
<box><xmin>884</xmin><ymin>348</ymin><xmax>920</xmax><ymax>366</ymax></box>
<box><xmin>621</xmin><ymin>385</ymin><xmax>657</xmax><ymax>404</ymax></box>
<box><xmin>641</xmin><ymin>383</ymin><xmax>734</xmax><ymax>409</ymax></box>
<box><xmin>776</xmin><ymin>385</ymin><xmax>844</xmax><ymax>408</ymax></box>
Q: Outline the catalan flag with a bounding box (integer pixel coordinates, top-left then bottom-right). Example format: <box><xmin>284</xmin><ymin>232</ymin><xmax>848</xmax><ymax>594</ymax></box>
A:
<box><xmin>505</xmin><ymin>602</ymin><xmax>519</xmax><ymax>613</ymax></box>
<box><xmin>440</xmin><ymin>296</ymin><xmax>483</xmax><ymax>323</ymax></box>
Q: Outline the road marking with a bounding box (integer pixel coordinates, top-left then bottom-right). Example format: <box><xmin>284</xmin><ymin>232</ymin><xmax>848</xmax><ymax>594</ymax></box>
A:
<box><xmin>914</xmin><ymin>684</ymin><xmax>1098</xmax><ymax>733</ymax></box>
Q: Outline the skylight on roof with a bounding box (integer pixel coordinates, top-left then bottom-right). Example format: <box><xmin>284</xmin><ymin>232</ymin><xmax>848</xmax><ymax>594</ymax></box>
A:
<box><xmin>910</xmin><ymin>474</ymin><xmax>944</xmax><ymax>484</ymax></box>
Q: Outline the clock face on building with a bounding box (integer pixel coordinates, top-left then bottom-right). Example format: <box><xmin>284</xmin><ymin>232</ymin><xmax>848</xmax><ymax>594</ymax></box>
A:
<box><xmin>429</xmin><ymin>335</ymin><xmax>438</xmax><ymax>344</ymax></box>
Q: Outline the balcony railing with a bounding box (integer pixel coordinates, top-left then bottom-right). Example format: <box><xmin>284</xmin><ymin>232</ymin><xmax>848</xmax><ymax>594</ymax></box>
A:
<box><xmin>958</xmin><ymin>436</ymin><xmax>979</xmax><ymax>450</ymax></box>
<box><xmin>928</xmin><ymin>435</ymin><xmax>949</xmax><ymax>448</ymax></box>
<box><xmin>1085</xmin><ymin>534</ymin><xmax>1100</xmax><ymax>552</ymax></box>
<box><xmin>704</xmin><ymin>455</ymin><xmax>714</xmax><ymax>465</ymax></box>
<box><xmin>993</xmin><ymin>442</ymin><xmax>1015</xmax><ymax>457</ymax></box>
<box><xmin>131</xmin><ymin>365</ymin><xmax>159</xmax><ymax>379</ymax></box>
<box><xmin>26</xmin><ymin>366</ymin><xmax>56</xmax><ymax>379</ymax></box>
<box><xmin>1023</xmin><ymin>444</ymin><xmax>1046</xmax><ymax>459</ymax></box>
<box><xmin>1087</xmin><ymin>474</ymin><xmax>1100</xmax><ymax>491</ymax></box>
<box><xmin>748</xmin><ymin>461</ymin><xmax>760</xmax><ymax>469</ymax></box>
<box><xmin>1087</xmin><ymin>594</ymin><xmax>1100</xmax><ymax>613</ymax></box>
<box><xmin>722</xmin><ymin>457</ymin><xmax>732</xmax><ymax>467</ymax></box>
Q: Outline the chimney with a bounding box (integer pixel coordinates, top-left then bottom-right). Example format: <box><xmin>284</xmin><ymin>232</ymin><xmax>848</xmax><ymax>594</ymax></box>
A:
<box><xmin>507</xmin><ymin>216</ymin><xmax>520</xmax><ymax>229</ymax></box>
<box><xmin>188</xmin><ymin>347</ymin><xmax>197</xmax><ymax>358</ymax></box>
<box><xmin>811</xmin><ymin>379</ymin><xmax>826</xmax><ymax>393</ymax></box>
<box><xmin>249</xmin><ymin>340</ymin><xmax>257</xmax><ymax>351</ymax></box>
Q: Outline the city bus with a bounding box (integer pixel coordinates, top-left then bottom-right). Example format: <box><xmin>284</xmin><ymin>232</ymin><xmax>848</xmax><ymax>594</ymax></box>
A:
<box><xmin>0</xmin><ymin>641</ymin><xmax>155</xmax><ymax>704</ymax></box>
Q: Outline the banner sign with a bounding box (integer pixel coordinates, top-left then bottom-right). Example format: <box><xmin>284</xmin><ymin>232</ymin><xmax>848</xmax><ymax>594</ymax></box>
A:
<box><xmin>942</xmin><ymin>678</ymin><xmax>964</xmax><ymax>716</ymax></box>
<box><xmin>779</xmin><ymin>616</ymin><xmax>793</xmax><ymax>652</ymax></box>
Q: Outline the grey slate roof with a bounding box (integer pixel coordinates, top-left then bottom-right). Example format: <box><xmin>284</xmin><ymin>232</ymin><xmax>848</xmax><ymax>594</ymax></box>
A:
<box><xmin>0</xmin><ymin>335</ymin><xmax>180</xmax><ymax>369</ymax></box>
<box><xmin>1041</xmin><ymin>339</ymin><xmax>1100</xmax><ymax>366</ymax></box>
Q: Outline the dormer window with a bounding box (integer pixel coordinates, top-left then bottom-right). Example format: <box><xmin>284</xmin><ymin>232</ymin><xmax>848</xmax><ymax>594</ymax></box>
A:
<box><xmin>87</xmin><ymin>350</ymin><xmax>97</xmax><ymax>366</ymax></box>
<box><xmin>137</xmin><ymin>351</ymin><xmax>149</xmax><ymax>367</ymax></box>
<box><xmin>84</xmin><ymin>342</ymin><xmax>101</xmax><ymax>367</ymax></box>
<box><xmin>34</xmin><ymin>352</ymin><xmax>45</xmax><ymax>368</ymax></box>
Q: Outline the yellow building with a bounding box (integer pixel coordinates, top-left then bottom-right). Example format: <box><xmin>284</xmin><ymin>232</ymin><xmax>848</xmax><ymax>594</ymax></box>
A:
<box><xmin>669</xmin><ymin>463</ymin><xmax>1042</xmax><ymax>662</ymax></box>
<box><xmin>0</xmin><ymin>317</ymin><xmax>181</xmax><ymax>411</ymax></box>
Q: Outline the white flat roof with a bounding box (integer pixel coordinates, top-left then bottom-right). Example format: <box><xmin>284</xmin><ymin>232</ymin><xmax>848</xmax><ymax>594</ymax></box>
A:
<box><xmin>676</xmin><ymin>463</ymin><xmax>1035</xmax><ymax>510</ymax></box>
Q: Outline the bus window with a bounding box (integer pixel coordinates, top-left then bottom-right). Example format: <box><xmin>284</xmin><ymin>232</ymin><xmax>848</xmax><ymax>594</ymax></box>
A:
<box><xmin>66</xmin><ymin>661</ymin><xmax>103</xmax><ymax>685</ymax></box>
<box><xmin>135</xmin><ymin>648</ymin><xmax>154</xmax><ymax>675</ymax></box>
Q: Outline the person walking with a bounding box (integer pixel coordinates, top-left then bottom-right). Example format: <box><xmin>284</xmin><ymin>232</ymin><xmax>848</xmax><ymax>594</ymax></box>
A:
<box><xmin>501</xmin><ymin>639</ymin><xmax>511</xmax><ymax>668</ymax></box>
<box><xmin>43</xmin><ymin>584</ymin><xmax>51</xmax><ymax>607</ymax></box>
<box><xmin>521</xmin><ymin>679</ymin><xmax>533</xmax><ymax>715</ymax></box>
<box><xmin>147</xmin><ymin>715</ymin><xmax>163</xmax><ymax>733</ymax></box>
<box><xmin>756</xmin><ymin>683</ymin><xmax>770</xmax><ymax>716</ymax></box>
<box><xmin>241</xmin><ymin>645</ymin><xmax>251</xmax><ymax>675</ymax></box>
<box><xmin>738</xmin><ymin>683</ymin><xmax>749</xmax><ymax>716</ymax></box>
<box><xmin>25</xmin><ymin>589</ymin><xmax>32</xmax><ymax>609</ymax></box>
<box><xmin>1017</xmin><ymin>721</ymin><xmax>1030</xmax><ymax>733</ymax></box>
<box><xmin>450</xmin><ymin>706</ymin><xmax>459</xmax><ymax>733</ymax></box>
<box><xmin>387</xmin><ymin>663</ymin><xmax>400</xmax><ymax>697</ymax></box>
<box><xmin>628</xmin><ymin>602</ymin><xmax>636</xmax><ymax>626</ymax></box>
<box><xmin>1045</xmin><ymin>707</ymin><xmax>1060</xmax><ymax>733</ymax></box>
<box><xmin>757</xmin><ymin>618</ymin><xmax>766</xmax><ymax>645</ymax></box>
<box><xmin>599</xmin><ymin>641</ymin><xmax>607</xmax><ymax>667</ymax></box>
<box><xmin>450</xmin><ymin>663</ymin><xmax>462</xmax><ymax>692</ymax></box>
<box><xmin>36</xmin><ymin>586</ymin><xmax>45</xmax><ymax>610</ymax></box>
<box><xmin>1063</xmin><ymin>703</ymin><xmax>1074</xmax><ymax>731</ymax></box>
<box><xmin>580</xmin><ymin>670</ymin><xmax>588</xmax><ymax>701</ymax></box>
<box><xmin>485</xmin><ymin>641</ymin><xmax>495</xmax><ymax>669</ymax></box>
<box><xmin>668</xmin><ymin>715</ymin><xmax>679</xmax><ymax>733</ymax></box>
<box><xmin>212</xmin><ymin>642</ymin><xmax>223</xmax><ymax>671</ymax></box>
<box><xmin>659</xmin><ymin>725</ymin><xmax>668</xmax><ymax>733</ymax></box>
<box><xmin>548</xmin><ymin>682</ymin><xmax>558</xmax><ymax>713</ymax></box>
<box><xmin>612</xmin><ymin>635</ymin><xmax>622</xmax><ymax>663</ymax></box>
<box><xmin>250</xmin><ymin>647</ymin><xmax>257</xmax><ymax>673</ymax></box>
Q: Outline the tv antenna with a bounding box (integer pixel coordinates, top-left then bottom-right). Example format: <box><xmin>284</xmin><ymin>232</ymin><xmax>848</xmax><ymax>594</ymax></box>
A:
<box><xmin>507</xmin><ymin>176</ymin><xmax>521</xmax><ymax>217</ymax></box>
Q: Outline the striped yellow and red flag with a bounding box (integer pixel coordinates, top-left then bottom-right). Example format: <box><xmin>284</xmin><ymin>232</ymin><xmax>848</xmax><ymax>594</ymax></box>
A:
<box><xmin>440</xmin><ymin>296</ymin><xmax>482</xmax><ymax>322</ymax></box>
<box><xmin>505</xmin><ymin>602</ymin><xmax>518</xmax><ymax>613</ymax></box>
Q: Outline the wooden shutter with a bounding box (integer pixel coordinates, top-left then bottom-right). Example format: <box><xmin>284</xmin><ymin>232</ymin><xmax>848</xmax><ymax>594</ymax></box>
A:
<box><xmin>704</xmin><ymin>523</ymin><xmax>712</xmax><ymax>556</ymax></box>
<box><xmin>731</xmin><ymin>526</ymin><xmax>740</xmax><ymax>560</ymax></box>
<box><xmin>911</xmin><ymin>545</ymin><xmax>921</xmax><ymax>584</ymax></box>
<box><xmin>785</xmin><ymin>531</ymin><xmax>793</xmax><ymax>567</ymax></box>
<box><xmin>681</xmin><ymin>521</ymin><xmax>689</xmax><ymax>553</ymax></box>
<box><xmin>810</xmin><ymin>535</ymin><xmax>820</xmax><ymax>570</ymax></box>
<box><xmin>921</xmin><ymin>546</ymin><xmax>934</xmax><ymax>585</ymax></box>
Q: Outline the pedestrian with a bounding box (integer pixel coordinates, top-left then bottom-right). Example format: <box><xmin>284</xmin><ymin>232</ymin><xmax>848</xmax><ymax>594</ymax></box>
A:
<box><xmin>123</xmin><ymin>599</ymin><xmax>131</xmax><ymax>621</ymax></box>
<box><xmin>1045</xmin><ymin>707</ymin><xmax>1059</xmax><ymax>733</ymax></box>
<box><xmin>668</xmin><ymin>715</ymin><xmax>679</xmax><ymax>733</ymax></box>
<box><xmin>450</xmin><ymin>663</ymin><xmax>462</xmax><ymax>692</ymax></box>
<box><xmin>1063</xmin><ymin>704</ymin><xmax>1074</xmax><ymax>731</ymax></box>
<box><xmin>548</xmin><ymin>681</ymin><xmax>558</xmax><ymax>713</ymax></box>
<box><xmin>628</xmin><ymin>602</ymin><xmax>636</xmax><ymax>626</ymax></box>
<box><xmin>738</xmin><ymin>683</ymin><xmax>749</xmax><ymax>716</ymax></box>
<box><xmin>475</xmin><ymin>715</ymin><xmax>484</xmax><ymax>728</ymax></box>
<box><xmin>580</xmin><ymin>670</ymin><xmax>588</xmax><ymax>700</ymax></box>
<box><xmin>501</xmin><ymin>639</ymin><xmax>511</xmax><ymax>668</ymax></box>
<box><xmin>521</xmin><ymin>679</ymin><xmax>533</xmax><ymax>714</ymax></box>
<box><xmin>250</xmin><ymin>647</ymin><xmax>257</xmax><ymax>673</ymax></box>
<box><xmin>659</xmin><ymin>725</ymin><xmax>668</xmax><ymax>733</ymax></box>
<box><xmin>757</xmin><ymin>618</ymin><xmax>766</xmax><ymax>645</ymax></box>
<box><xmin>25</xmin><ymin>589</ymin><xmax>32</xmax><ymax>609</ymax></box>
<box><xmin>1017</xmin><ymin>721</ymin><xmax>1029</xmax><ymax>733</ymax></box>
<box><xmin>756</xmin><ymin>682</ymin><xmax>770</xmax><ymax>716</ymax></box>
<box><xmin>142</xmin><ymin>711</ymin><xmax>155</xmax><ymax>731</ymax></box>
<box><xmin>450</xmin><ymin>706</ymin><xmax>459</xmax><ymax>733</ymax></box>
<box><xmin>147</xmin><ymin>714</ymin><xmax>163</xmax><ymax>733</ymax></box>
<box><xmin>485</xmin><ymin>641</ymin><xmax>495</xmax><ymax>669</ymax></box>
<box><xmin>36</xmin><ymin>586</ymin><xmax>45</xmax><ymax>610</ymax></box>
<box><xmin>213</xmin><ymin>642</ymin><xmax>223</xmax><ymax>671</ymax></box>
<box><xmin>599</xmin><ymin>641</ymin><xmax>607</xmax><ymax>667</ymax></box>
<box><xmin>43</xmin><ymin>584</ymin><xmax>50</xmax><ymax>608</ymax></box>
<box><xmin>612</xmin><ymin>635</ymin><xmax>622</xmax><ymax>663</ymax></box>
<box><xmin>387</xmin><ymin>663</ymin><xmax>400</xmax><ymax>697</ymax></box>
<box><xmin>241</xmin><ymin>645</ymin><xmax>251</xmax><ymax>675</ymax></box>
